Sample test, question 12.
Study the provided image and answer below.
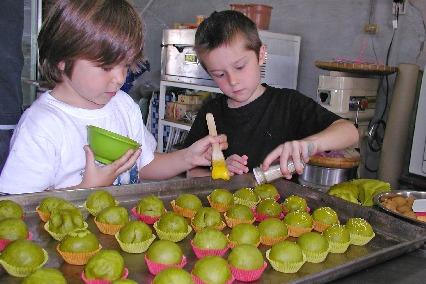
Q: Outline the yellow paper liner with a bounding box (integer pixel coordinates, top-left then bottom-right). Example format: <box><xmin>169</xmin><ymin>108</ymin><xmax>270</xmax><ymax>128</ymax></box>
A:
<box><xmin>266</xmin><ymin>249</ymin><xmax>306</xmax><ymax>273</ymax></box>
<box><xmin>170</xmin><ymin>200</ymin><xmax>197</xmax><ymax>219</ymax></box>
<box><xmin>223</xmin><ymin>212</ymin><xmax>255</xmax><ymax>228</ymax></box>
<box><xmin>114</xmin><ymin>233</ymin><xmax>156</xmax><ymax>253</ymax></box>
<box><xmin>56</xmin><ymin>244</ymin><xmax>102</xmax><ymax>265</ymax></box>
<box><xmin>84</xmin><ymin>200</ymin><xmax>119</xmax><ymax>217</ymax></box>
<box><xmin>350</xmin><ymin>232</ymin><xmax>375</xmax><ymax>246</ymax></box>
<box><xmin>207</xmin><ymin>196</ymin><xmax>232</xmax><ymax>213</ymax></box>
<box><xmin>153</xmin><ymin>222</ymin><xmax>192</xmax><ymax>242</ymax></box>
<box><xmin>233</xmin><ymin>196</ymin><xmax>260</xmax><ymax>209</ymax></box>
<box><xmin>301</xmin><ymin>247</ymin><xmax>330</xmax><ymax>263</ymax></box>
<box><xmin>287</xmin><ymin>225</ymin><xmax>312</xmax><ymax>238</ymax></box>
<box><xmin>328</xmin><ymin>240</ymin><xmax>351</xmax><ymax>254</ymax></box>
<box><xmin>35</xmin><ymin>206</ymin><xmax>50</xmax><ymax>222</ymax></box>
<box><xmin>94</xmin><ymin>219</ymin><xmax>125</xmax><ymax>235</ymax></box>
<box><xmin>260</xmin><ymin>234</ymin><xmax>287</xmax><ymax>246</ymax></box>
<box><xmin>0</xmin><ymin>248</ymin><xmax>48</xmax><ymax>277</ymax></box>
<box><xmin>190</xmin><ymin>219</ymin><xmax>226</xmax><ymax>233</ymax></box>
<box><xmin>313</xmin><ymin>220</ymin><xmax>332</xmax><ymax>233</ymax></box>
<box><xmin>226</xmin><ymin>234</ymin><xmax>260</xmax><ymax>248</ymax></box>
<box><xmin>44</xmin><ymin>221</ymin><xmax>88</xmax><ymax>241</ymax></box>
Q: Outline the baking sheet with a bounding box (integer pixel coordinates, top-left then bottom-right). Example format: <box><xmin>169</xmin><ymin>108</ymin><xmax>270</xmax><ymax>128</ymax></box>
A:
<box><xmin>1</xmin><ymin>174</ymin><xmax>425</xmax><ymax>283</ymax></box>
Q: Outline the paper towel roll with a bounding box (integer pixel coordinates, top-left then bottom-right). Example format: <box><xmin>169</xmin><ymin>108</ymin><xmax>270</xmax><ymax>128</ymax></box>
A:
<box><xmin>378</xmin><ymin>63</ymin><xmax>419</xmax><ymax>189</ymax></box>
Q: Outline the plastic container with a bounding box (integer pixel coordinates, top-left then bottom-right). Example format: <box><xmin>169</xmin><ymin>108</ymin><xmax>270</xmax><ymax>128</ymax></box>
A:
<box><xmin>230</xmin><ymin>4</ymin><xmax>273</xmax><ymax>30</ymax></box>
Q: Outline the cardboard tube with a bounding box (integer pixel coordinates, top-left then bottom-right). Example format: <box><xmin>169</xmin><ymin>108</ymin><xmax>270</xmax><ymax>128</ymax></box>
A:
<box><xmin>378</xmin><ymin>63</ymin><xmax>419</xmax><ymax>189</ymax></box>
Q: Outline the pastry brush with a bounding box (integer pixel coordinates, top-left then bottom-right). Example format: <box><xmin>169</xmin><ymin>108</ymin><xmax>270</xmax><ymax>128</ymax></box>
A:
<box><xmin>206</xmin><ymin>113</ymin><xmax>230</xmax><ymax>180</ymax></box>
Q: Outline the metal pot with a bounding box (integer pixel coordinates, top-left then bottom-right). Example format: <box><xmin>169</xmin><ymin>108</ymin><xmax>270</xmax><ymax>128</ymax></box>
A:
<box><xmin>298</xmin><ymin>164</ymin><xmax>357</xmax><ymax>192</ymax></box>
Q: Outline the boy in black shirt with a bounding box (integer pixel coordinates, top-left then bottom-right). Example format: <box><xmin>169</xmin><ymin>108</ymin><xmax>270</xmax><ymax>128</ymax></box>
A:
<box><xmin>184</xmin><ymin>10</ymin><xmax>358</xmax><ymax>179</ymax></box>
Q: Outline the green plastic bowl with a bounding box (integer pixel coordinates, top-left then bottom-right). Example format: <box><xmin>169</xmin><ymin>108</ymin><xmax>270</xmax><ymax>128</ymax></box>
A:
<box><xmin>87</xmin><ymin>125</ymin><xmax>140</xmax><ymax>164</ymax></box>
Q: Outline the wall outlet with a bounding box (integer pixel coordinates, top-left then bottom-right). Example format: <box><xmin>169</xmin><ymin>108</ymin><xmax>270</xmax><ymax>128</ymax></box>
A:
<box><xmin>393</xmin><ymin>0</ymin><xmax>407</xmax><ymax>15</ymax></box>
<box><xmin>364</xmin><ymin>23</ymin><xmax>378</xmax><ymax>34</ymax></box>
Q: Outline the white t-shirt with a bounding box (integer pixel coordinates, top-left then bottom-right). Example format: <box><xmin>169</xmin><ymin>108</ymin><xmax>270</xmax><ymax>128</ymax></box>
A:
<box><xmin>0</xmin><ymin>90</ymin><xmax>156</xmax><ymax>194</ymax></box>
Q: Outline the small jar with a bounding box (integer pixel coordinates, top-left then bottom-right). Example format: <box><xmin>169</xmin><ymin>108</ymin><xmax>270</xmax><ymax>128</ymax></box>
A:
<box><xmin>253</xmin><ymin>160</ymin><xmax>298</xmax><ymax>185</ymax></box>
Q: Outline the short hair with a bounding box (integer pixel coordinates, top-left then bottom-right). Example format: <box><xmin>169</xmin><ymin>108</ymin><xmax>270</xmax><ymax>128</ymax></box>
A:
<box><xmin>38</xmin><ymin>0</ymin><xmax>144</xmax><ymax>84</ymax></box>
<box><xmin>194</xmin><ymin>10</ymin><xmax>262</xmax><ymax>64</ymax></box>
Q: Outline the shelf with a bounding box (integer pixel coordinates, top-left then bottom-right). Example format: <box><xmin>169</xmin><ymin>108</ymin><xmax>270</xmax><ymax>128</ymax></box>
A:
<box><xmin>160</xmin><ymin>80</ymin><xmax>222</xmax><ymax>93</ymax></box>
<box><xmin>160</xmin><ymin>118</ymin><xmax>192</xmax><ymax>131</ymax></box>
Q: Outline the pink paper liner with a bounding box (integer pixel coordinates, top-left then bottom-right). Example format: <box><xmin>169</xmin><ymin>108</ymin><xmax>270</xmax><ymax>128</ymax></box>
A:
<box><xmin>192</xmin><ymin>273</ymin><xmax>235</xmax><ymax>284</ymax></box>
<box><xmin>253</xmin><ymin>209</ymin><xmax>285</xmax><ymax>222</ymax></box>
<box><xmin>0</xmin><ymin>231</ymin><xmax>32</xmax><ymax>251</ymax></box>
<box><xmin>81</xmin><ymin>267</ymin><xmax>129</xmax><ymax>284</ymax></box>
<box><xmin>131</xmin><ymin>207</ymin><xmax>162</xmax><ymax>225</ymax></box>
<box><xmin>144</xmin><ymin>254</ymin><xmax>187</xmax><ymax>275</ymax></box>
<box><xmin>274</xmin><ymin>194</ymin><xmax>281</xmax><ymax>202</ymax></box>
<box><xmin>230</xmin><ymin>261</ymin><xmax>267</xmax><ymax>282</ymax></box>
<box><xmin>415</xmin><ymin>212</ymin><xmax>426</xmax><ymax>216</ymax></box>
<box><xmin>190</xmin><ymin>240</ymin><xmax>229</xmax><ymax>259</ymax></box>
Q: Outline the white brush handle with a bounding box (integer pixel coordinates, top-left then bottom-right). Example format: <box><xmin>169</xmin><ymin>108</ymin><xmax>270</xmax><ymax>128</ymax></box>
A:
<box><xmin>206</xmin><ymin>113</ymin><xmax>224</xmax><ymax>161</ymax></box>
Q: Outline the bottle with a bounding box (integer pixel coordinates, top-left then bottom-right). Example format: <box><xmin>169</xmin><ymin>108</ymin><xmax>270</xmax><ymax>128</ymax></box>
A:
<box><xmin>253</xmin><ymin>160</ymin><xmax>299</xmax><ymax>185</ymax></box>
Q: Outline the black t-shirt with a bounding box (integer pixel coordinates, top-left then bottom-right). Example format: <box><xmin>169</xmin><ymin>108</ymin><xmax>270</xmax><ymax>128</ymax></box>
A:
<box><xmin>184</xmin><ymin>84</ymin><xmax>341</xmax><ymax>170</ymax></box>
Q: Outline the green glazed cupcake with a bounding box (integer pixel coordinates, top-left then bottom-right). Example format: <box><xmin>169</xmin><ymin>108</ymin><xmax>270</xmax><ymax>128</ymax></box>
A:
<box><xmin>22</xmin><ymin>268</ymin><xmax>66</xmax><ymax>284</ymax></box>
<box><xmin>85</xmin><ymin>190</ymin><xmax>117</xmax><ymax>216</ymax></box>
<box><xmin>0</xmin><ymin>217</ymin><xmax>28</xmax><ymax>241</ymax></box>
<box><xmin>283</xmin><ymin>210</ymin><xmax>313</xmax><ymax>237</ymax></box>
<box><xmin>296</xmin><ymin>232</ymin><xmax>329</xmax><ymax>263</ymax></box>
<box><xmin>0</xmin><ymin>200</ymin><xmax>24</xmax><ymax>220</ymax></box>
<box><xmin>323</xmin><ymin>224</ymin><xmax>351</xmax><ymax>253</ymax></box>
<box><xmin>253</xmin><ymin>183</ymin><xmax>279</xmax><ymax>200</ymax></box>
<box><xmin>84</xmin><ymin>250</ymin><xmax>125</xmax><ymax>281</ymax></box>
<box><xmin>258</xmin><ymin>218</ymin><xmax>288</xmax><ymax>246</ymax></box>
<box><xmin>312</xmin><ymin>207</ymin><xmax>339</xmax><ymax>232</ymax></box>
<box><xmin>266</xmin><ymin>240</ymin><xmax>306</xmax><ymax>273</ymax></box>
<box><xmin>46</xmin><ymin>209</ymin><xmax>87</xmax><ymax>240</ymax></box>
<box><xmin>115</xmin><ymin>220</ymin><xmax>155</xmax><ymax>253</ymax></box>
<box><xmin>228</xmin><ymin>223</ymin><xmax>260</xmax><ymax>247</ymax></box>
<box><xmin>191</xmin><ymin>207</ymin><xmax>224</xmax><ymax>232</ymax></box>
<box><xmin>282</xmin><ymin>195</ymin><xmax>307</xmax><ymax>213</ymax></box>
<box><xmin>208</xmin><ymin>188</ymin><xmax>234</xmax><ymax>212</ymax></box>
<box><xmin>192</xmin><ymin>256</ymin><xmax>232</xmax><ymax>284</ymax></box>
<box><xmin>346</xmin><ymin>217</ymin><xmax>375</xmax><ymax>245</ymax></box>
<box><xmin>153</xmin><ymin>267</ymin><xmax>193</xmax><ymax>284</ymax></box>
<box><xmin>233</xmin><ymin>187</ymin><xmax>260</xmax><ymax>209</ymax></box>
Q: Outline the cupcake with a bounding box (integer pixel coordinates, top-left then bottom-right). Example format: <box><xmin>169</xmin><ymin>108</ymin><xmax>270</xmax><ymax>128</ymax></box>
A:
<box><xmin>115</xmin><ymin>220</ymin><xmax>156</xmax><ymax>253</ymax></box>
<box><xmin>0</xmin><ymin>217</ymin><xmax>30</xmax><ymax>251</ymax></box>
<box><xmin>154</xmin><ymin>212</ymin><xmax>192</xmax><ymax>242</ymax></box>
<box><xmin>57</xmin><ymin>229</ymin><xmax>101</xmax><ymax>265</ymax></box>
<box><xmin>255</xmin><ymin>199</ymin><xmax>283</xmax><ymax>221</ymax></box>
<box><xmin>224</xmin><ymin>204</ymin><xmax>255</xmax><ymax>228</ymax></box>
<box><xmin>171</xmin><ymin>193</ymin><xmax>202</xmax><ymax>218</ymax></box>
<box><xmin>228</xmin><ymin>223</ymin><xmax>260</xmax><ymax>248</ymax></box>
<box><xmin>258</xmin><ymin>218</ymin><xmax>288</xmax><ymax>246</ymax></box>
<box><xmin>22</xmin><ymin>268</ymin><xmax>66</xmax><ymax>284</ymax></box>
<box><xmin>191</xmin><ymin>207</ymin><xmax>225</xmax><ymax>232</ymax></box>
<box><xmin>207</xmin><ymin>188</ymin><xmax>234</xmax><ymax>212</ymax></box>
<box><xmin>0</xmin><ymin>239</ymin><xmax>48</xmax><ymax>277</ymax></box>
<box><xmin>253</xmin><ymin>183</ymin><xmax>280</xmax><ymax>201</ymax></box>
<box><xmin>36</xmin><ymin>197</ymin><xmax>76</xmax><ymax>222</ymax></box>
<box><xmin>0</xmin><ymin>199</ymin><xmax>24</xmax><ymax>220</ymax></box>
<box><xmin>296</xmin><ymin>232</ymin><xmax>329</xmax><ymax>263</ymax></box>
<box><xmin>153</xmin><ymin>267</ymin><xmax>194</xmax><ymax>284</ymax></box>
<box><xmin>94</xmin><ymin>206</ymin><xmax>129</xmax><ymax>235</ymax></box>
<box><xmin>192</xmin><ymin>256</ymin><xmax>233</xmax><ymax>284</ymax></box>
<box><xmin>191</xmin><ymin>228</ymin><xmax>229</xmax><ymax>258</ymax></box>
<box><xmin>45</xmin><ymin>208</ymin><xmax>87</xmax><ymax>241</ymax></box>
<box><xmin>266</xmin><ymin>240</ymin><xmax>306</xmax><ymax>273</ymax></box>
<box><xmin>346</xmin><ymin>217</ymin><xmax>375</xmax><ymax>245</ymax></box>
<box><xmin>82</xmin><ymin>250</ymin><xmax>128</xmax><ymax>283</ymax></box>
<box><xmin>283</xmin><ymin>210</ymin><xmax>313</xmax><ymax>237</ymax></box>
<box><xmin>282</xmin><ymin>195</ymin><xmax>308</xmax><ymax>213</ymax></box>
<box><xmin>85</xmin><ymin>190</ymin><xmax>118</xmax><ymax>216</ymax></box>
<box><xmin>145</xmin><ymin>240</ymin><xmax>187</xmax><ymax>275</ymax></box>
<box><xmin>312</xmin><ymin>207</ymin><xmax>339</xmax><ymax>232</ymax></box>
<box><xmin>233</xmin><ymin>187</ymin><xmax>260</xmax><ymax>209</ymax></box>
<box><xmin>228</xmin><ymin>244</ymin><xmax>267</xmax><ymax>282</ymax></box>
<box><xmin>323</xmin><ymin>224</ymin><xmax>351</xmax><ymax>253</ymax></box>
<box><xmin>132</xmin><ymin>195</ymin><xmax>166</xmax><ymax>224</ymax></box>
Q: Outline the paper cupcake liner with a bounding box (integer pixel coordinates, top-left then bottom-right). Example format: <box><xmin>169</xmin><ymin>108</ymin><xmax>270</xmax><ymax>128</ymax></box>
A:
<box><xmin>417</xmin><ymin>215</ymin><xmax>426</xmax><ymax>222</ymax></box>
<box><xmin>114</xmin><ymin>233</ymin><xmax>156</xmax><ymax>253</ymax></box>
<box><xmin>313</xmin><ymin>220</ymin><xmax>332</xmax><ymax>233</ymax></box>
<box><xmin>227</xmin><ymin>235</ymin><xmax>260</xmax><ymax>248</ymax></box>
<box><xmin>35</xmin><ymin>206</ymin><xmax>50</xmax><ymax>222</ymax></box>
<box><xmin>233</xmin><ymin>196</ymin><xmax>260</xmax><ymax>210</ymax></box>
<box><xmin>81</xmin><ymin>267</ymin><xmax>129</xmax><ymax>284</ymax></box>
<box><xmin>328</xmin><ymin>240</ymin><xmax>351</xmax><ymax>254</ymax></box>
<box><xmin>207</xmin><ymin>196</ymin><xmax>232</xmax><ymax>213</ymax></box>
<box><xmin>223</xmin><ymin>213</ymin><xmax>255</xmax><ymax>228</ymax></box>
<box><xmin>190</xmin><ymin>240</ymin><xmax>229</xmax><ymax>259</ymax></box>
<box><xmin>94</xmin><ymin>219</ymin><xmax>125</xmax><ymax>235</ymax></box>
<box><xmin>44</xmin><ymin>221</ymin><xmax>88</xmax><ymax>241</ymax></box>
<box><xmin>260</xmin><ymin>234</ymin><xmax>287</xmax><ymax>246</ymax></box>
<box><xmin>302</xmin><ymin>248</ymin><xmax>330</xmax><ymax>263</ymax></box>
<box><xmin>266</xmin><ymin>249</ymin><xmax>306</xmax><ymax>273</ymax></box>
<box><xmin>57</xmin><ymin>244</ymin><xmax>102</xmax><ymax>265</ymax></box>
<box><xmin>190</xmin><ymin>219</ymin><xmax>226</xmax><ymax>233</ymax></box>
<box><xmin>191</xmin><ymin>273</ymin><xmax>235</xmax><ymax>284</ymax></box>
<box><xmin>170</xmin><ymin>200</ymin><xmax>197</xmax><ymax>219</ymax></box>
<box><xmin>230</xmin><ymin>261</ymin><xmax>267</xmax><ymax>282</ymax></box>
<box><xmin>144</xmin><ymin>254</ymin><xmax>187</xmax><ymax>275</ymax></box>
<box><xmin>253</xmin><ymin>209</ymin><xmax>285</xmax><ymax>222</ymax></box>
<box><xmin>0</xmin><ymin>231</ymin><xmax>33</xmax><ymax>251</ymax></box>
<box><xmin>0</xmin><ymin>248</ymin><xmax>48</xmax><ymax>277</ymax></box>
<box><xmin>153</xmin><ymin>222</ymin><xmax>192</xmax><ymax>242</ymax></box>
<box><xmin>84</xmin><ymin>200</ymin><xmax>120</xmax><ymax>217</ymax></box>
<box><xmin>350</xmin><ymin>232</ymin><xmax>375</xmax><ymax>246</ymax></box>
<box><xmin>287</xmin><ymin>225</ymin><xmax>312</xmax><ymax>238</ymax></box>
<box><xmin>130</xmin><ymin>207</ymin><xmax>163</xmax><ymax>225</ymax></box>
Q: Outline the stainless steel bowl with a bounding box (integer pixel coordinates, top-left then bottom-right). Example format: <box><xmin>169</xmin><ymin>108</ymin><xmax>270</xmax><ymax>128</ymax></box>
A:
<box><xmin>374</xmin><ymin>190</ymin><xmax>426</xmax><ymax>227</ymax></box>
<box><xmin>298</xmin><ymin>164</ymin><xmax>357</xmax><ymax>192</ymax></box>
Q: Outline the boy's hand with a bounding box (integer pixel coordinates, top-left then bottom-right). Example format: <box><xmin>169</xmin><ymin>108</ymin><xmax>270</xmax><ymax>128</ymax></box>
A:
<box><xmin>79</xmin><ymin>145</ymin><xmax>141</xmax><ymax>188</ymax></box>
<box><xmin>185</xmin><ymin>134</ymin><xmax>228</xmax><ymax>167</ymax></box>
<box><xmin>226</xmin><ymin>154</ymin><xmax>249</xmax><ymax>175</ymax></box>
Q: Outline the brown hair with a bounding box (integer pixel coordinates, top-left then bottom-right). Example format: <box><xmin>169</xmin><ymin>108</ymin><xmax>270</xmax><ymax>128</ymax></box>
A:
<box><xmin>195</xmin><ymin>10</ymin><xmax>262</xmax><ymax>65</ymax></box>
<box><xmin>38</xmin><ymin>0</ymin><xmax>144</xmax><ymax>84</ymax></box>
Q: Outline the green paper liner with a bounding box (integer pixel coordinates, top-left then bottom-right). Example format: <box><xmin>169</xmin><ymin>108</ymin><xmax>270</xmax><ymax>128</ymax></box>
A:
<box><xmin>190</xmin><ymin>219</ymin><xmax>226</xmax><ymax>233</ymax></box>
<box><xmin>266</xmin><ymin>249</ymin><xmax>306</xmax><ymax>273</ymax></box>
<box><xmin>114</xmin><ymin>233</ymin><xmax>156</xmax><ymax>253</ymax></box>
<box><xmin>233</xmin><ymin>196</ymin><xmax>260</xmax><ymax>210</ymax></box>
<box><xmin>223</xmin><ymin>212</ymin><xmax>255</xmax><ymax>228</ymax></box>
<box><xmin>328</xmin><ymin>240</ymin><xmax>351</xmax><ymax>254</ymax></box>
<box><xmin>301</xmin><ymin>247</ymin><xmax>330</xmax><ymax>263</ymax></box>
<box><xmin>84</xmin><ymin>200</ymin><xmax>119</xmax><ymax>217</ymax></box>
<box><xmin>153</xmin><ymin>222</ymin><xmax>192</xmax><ymax>242</ymax></box>
<box><xmin>35</xmin><ymin>206</ymin><xmax>50</xmax><ymax>222</ymax></box>
<box><xmin>0</xmin><ymin>248</ymin><xmax>48</xmax><ymax>277</ymax></box>
<box><xmin>94</xmin><ymin>218</ymin><xmax>125</xmax><ymax>235</ymax></box>
<box><xmin>207</xmin><ymin>196</ymin><xmax>232</xmax><ymax>213</ymax></box>
<box><xmin>350</xmin><ymin>231</ymin><xmax>375</xmax><ymax>246</ymax></box>
<box><xmin>287</xmin><ymin>225</ymin><xmax>312</xmax><ymax>237</ymax></box>
<box><xmin>44</xmin><ymin>221</ymin><xmax>88</xmax><ymax>241</ymax></box>
<box><xmin>171</xmin><ymin>200</ymin><xmax>197</xmax><ymax>219</ymax></box>
<box><xmin>56</xmin><ymin>243</ymin><xmax>102</xmax><ymax>265</ymax></box>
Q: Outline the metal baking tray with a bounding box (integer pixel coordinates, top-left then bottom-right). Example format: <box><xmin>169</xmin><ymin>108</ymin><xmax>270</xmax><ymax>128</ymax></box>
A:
<box><xmin>374</xmin><ymin>190</ymin><xmax>426</xmax><ymax>228</ymax></box>
<box><xmin>1</xmin><ymin>175</ymin><xmax>425</xmax><ymax>284</ymax></box>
